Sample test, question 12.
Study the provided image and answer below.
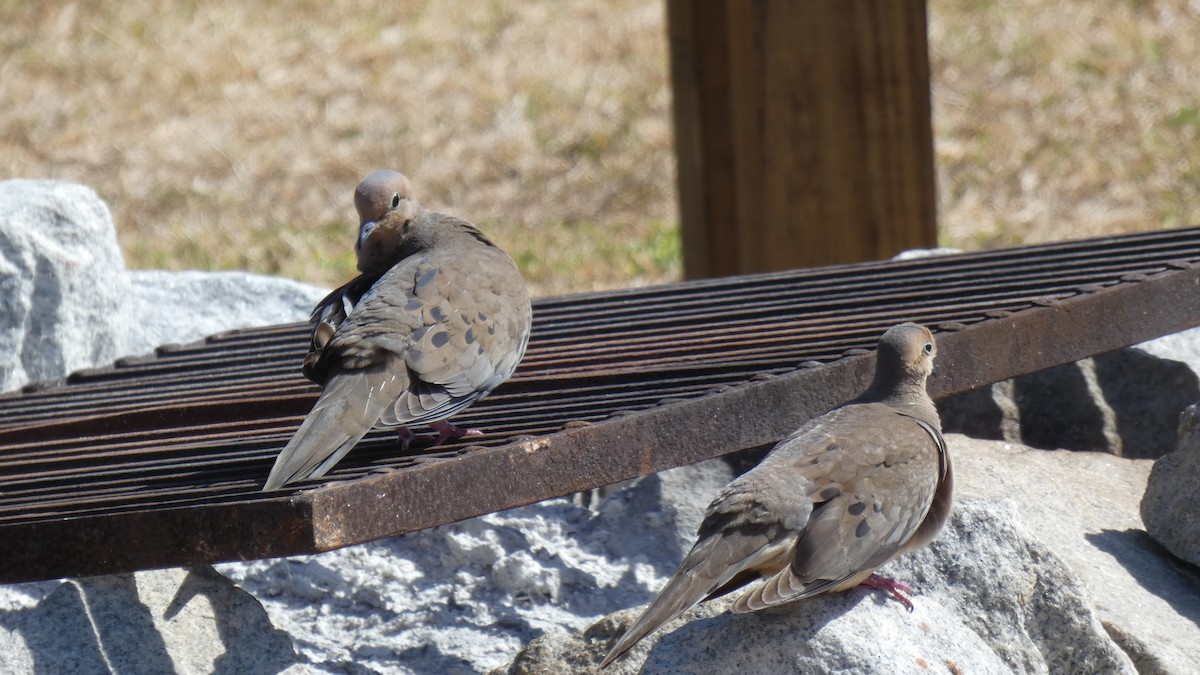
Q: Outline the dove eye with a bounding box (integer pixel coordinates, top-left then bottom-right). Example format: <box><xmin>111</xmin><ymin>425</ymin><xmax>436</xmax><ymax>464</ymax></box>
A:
<box><xmin>390</xmin><ymin>193</ymin><xmax>401</xmax><ymax>209</ymax></box>
<box><xmin>923</xmin><ymin>342</ymin><xmax>933</xmax><ymax>355</ymax></box>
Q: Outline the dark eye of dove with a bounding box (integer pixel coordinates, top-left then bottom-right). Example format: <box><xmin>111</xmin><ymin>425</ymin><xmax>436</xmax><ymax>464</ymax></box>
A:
<box><xmin>391</xmin><ymin>193</ymin><xmax>401</xmax><ymax>209</ymax></box>
<box><xmin>923</xmin><ymin>342</ymin><xmax>933</xmax><ymax>355</ymax></box>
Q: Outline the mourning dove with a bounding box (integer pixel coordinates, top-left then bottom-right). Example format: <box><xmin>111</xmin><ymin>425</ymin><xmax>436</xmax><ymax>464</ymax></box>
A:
<box><xmin>600</xmin><ymin>323</ymin><xmax>952</xmax><ymax>668</ymax></box>
<box><xmin>263</xmin><ymin>170</ymin><xmax>532</xmax><ymax>491</ymax></box>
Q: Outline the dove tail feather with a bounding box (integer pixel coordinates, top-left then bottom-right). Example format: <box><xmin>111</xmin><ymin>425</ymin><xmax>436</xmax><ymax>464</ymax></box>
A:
<box><xmin>600</xmin><ymin>535</ymin><xmax>784</xmax><ymax>668</ymax></box>
<box><xmin>599</xmin><ymin>568</ymin><xmax>717</xmax><ymax>669</ymax></box>
<box><xmin>263</xmin><ymin>367</ymin><xmax>408</xmax><ymax>491</ymax></box>
<box><xmin>263</xmin><ymin>413</ymin><xmax>367</xmax><ymax>491</ymax></box>
<box><xmin>733</xmin><ymin>568</ymin><xmax>863</xmax><ymax>614</ymax></box>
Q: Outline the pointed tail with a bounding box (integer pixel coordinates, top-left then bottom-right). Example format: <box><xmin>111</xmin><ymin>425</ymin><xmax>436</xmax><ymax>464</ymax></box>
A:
<box><xmin>264</xmin><ymin>367</ymin><xmax>407</xmax><ymax>491</ymax></box>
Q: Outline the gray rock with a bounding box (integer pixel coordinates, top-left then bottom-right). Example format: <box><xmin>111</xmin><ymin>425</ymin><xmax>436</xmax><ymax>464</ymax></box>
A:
<box><xmin>1139</xmin><ymin>325</ymin><xmax>1200</xmax><ymax>378</ymax></box>
<box><xmin>0</xmin><ymin>180</ymin><xmax>327</xmax><ymax>393</ymax></box>
<box><xmin>0</xmin><ymin>179</ymin><xmax>131</xmax><ymax>392</ymax></box>
<box><xmin>500</xmin><ymin>435</ymin><xmax>1200</xmax><ymax>674</ymax></box>
<box><xmin>0</xmin><ymin>566</ymin><xmax>300</xmax><ymax>675</ymax></box>
<box><xmin>0</xmin><ymin>183</ymin><xmax>332</xmax><ymax>672</ymax></box>
<box><xmin>891</xmin><ymin>247</ymin><xmax>963</xmax><ymax>261</ymax></box>
<box><xmin>593</xmin><ymin>456</ymin><xmax>734</xmax><ymax>566</ymax></box>
<box><xmin>892</xmin><ymin>500</ymin><xmax>1132</xmax><ymax>675</ymax></box>
<box><xmin>125</xmin><ymin>269</ymin><xmax>328</xmax><ymax>356</ymax></box>
<box><xmin>498</xmin><ymin>500</ymin><xmax>1130</xmax><ymax>675</ymax></box>
<box><xmin>953</xmin><ymin>436</ymin><xmax>1200</xmax><ymax>674</ymax></box>
<box><xmin>940</xmin><ymin>348</ymin><xmax>1200</xmax><ymax>459</ymax></box>
<box><xmin>1142</xmin><ymin>402</ymin><xmax>1200</xmax><ymax>568</ymax></box>
<box><xmin>218</xmin><ymin>459</ymin><xmax>732</xmax><ymax>674</ymax></box>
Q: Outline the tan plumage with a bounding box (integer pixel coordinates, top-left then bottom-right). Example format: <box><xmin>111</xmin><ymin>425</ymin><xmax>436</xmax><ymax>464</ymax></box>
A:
<box><xmin>600</xmin><ymin>323</ymin><xmax>952</xmax><ymax>668</ymax></box>
<box><xmin>263</xmin><ymin>170</ymin><xmax>532</xmax><ymax>491</ymax></box>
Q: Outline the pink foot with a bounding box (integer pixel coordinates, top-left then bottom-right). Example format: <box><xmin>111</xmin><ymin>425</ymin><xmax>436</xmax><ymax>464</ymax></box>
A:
<box><xmin>859</xmin><ymin>573</ymin><xmax>915</xmax><ymax>612</ymax></box>
<box><xmin>429</xmin><ymin>420</ymin><xmax>484</xmax><ymax>446</ymax></box>
<box><xmin>396</xmin><ymin>427</ymin><xmax>418</xmax><ymax>452</ymax></box>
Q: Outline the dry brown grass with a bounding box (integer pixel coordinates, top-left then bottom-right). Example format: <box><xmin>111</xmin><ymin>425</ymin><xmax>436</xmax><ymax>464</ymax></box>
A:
<box><xmin>930</xmin><ymin>0</ymin><xmax>1200</xmax><ymax>248</ymax></box>
<box><xmin>2</xmin><ymin>1</ymin><xmax>1198</xmax><ymax>295</ymax></box>
<box><xmin>0</xmin><ymin>0</ymin><xmax>675</xmax><ymax>295</ymax></box>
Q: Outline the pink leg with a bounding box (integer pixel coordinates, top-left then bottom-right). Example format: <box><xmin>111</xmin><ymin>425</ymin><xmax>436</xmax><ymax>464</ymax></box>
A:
<box><xmin>396</xmin><ymin>427</ymin><xmax>418</xmax><ymax>452</ymax></box>
<box><xmin>859</xmin><ymin>573</ymin><xmax>915</xmax><ymax>612</ymax></box>
<box><xmin>429</xmin><ymin>420</ymin><xmax>484</xmax><ymax>446</ymax></box>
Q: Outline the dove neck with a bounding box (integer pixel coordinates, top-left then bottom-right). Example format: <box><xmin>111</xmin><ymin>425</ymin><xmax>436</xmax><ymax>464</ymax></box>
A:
<box><xmin>860</xmin><ymin>375</ymin><xmax>939</xmax><ymax>426</ymax></box>
<box><xmin>415</xmin><ymin>213</ymin><xmax>496</xmax><ymax>250</ymax></box>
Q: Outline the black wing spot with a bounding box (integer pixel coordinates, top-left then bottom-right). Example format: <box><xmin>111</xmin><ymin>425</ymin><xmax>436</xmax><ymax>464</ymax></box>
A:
<box><xmin>415</xmin><ymin>268</ymin><xmax>439</xmax><ymax>289</ymax></box>
<box><xmin>855</xmin><ymin>520</ymin><xmax>871</xmax><ymax>538</ymax></box>
<box><xmin>431</xmin><ymin>331</ymin><xmax>450</xmax><ymax>348</ymax></box>
<box><xmin>819</xmin><ymin>486</ymin><xmax>841</xmax><ymax>501</ymax></box>
<box><xmin>847</xmin><ymin>502</ymin><xmax>866</xmax><ymax>516</ymax></box>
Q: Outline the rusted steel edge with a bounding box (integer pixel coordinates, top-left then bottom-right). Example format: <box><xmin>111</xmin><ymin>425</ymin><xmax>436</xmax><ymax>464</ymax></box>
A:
<box><xmin>3</xmin><ymin>265</ymin><xmax>1198</xmax><ymax>583</ymax></box>
<box><xmin>2</xmin><ymin>498</ymin><xmax>318</xmax><ymax>583</ymax></box>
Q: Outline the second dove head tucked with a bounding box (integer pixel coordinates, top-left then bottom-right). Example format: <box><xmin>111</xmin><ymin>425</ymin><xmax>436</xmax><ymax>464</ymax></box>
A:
<box><xmin>263</xmin><ymin>170</ymin><xmax>533</xmax><ymax>491</ymax></box>
<box><xmin>600</xmin><ymin>322</ymin><xmax>953</xmax><ymax>668</ymax></box>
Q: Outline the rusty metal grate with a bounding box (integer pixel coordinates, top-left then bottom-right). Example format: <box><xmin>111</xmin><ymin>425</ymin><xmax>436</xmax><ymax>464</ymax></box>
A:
<box><xmin>3</xmin><ymin>227</ymin><xmax>1200</xmax><ymax>583</ymax></box>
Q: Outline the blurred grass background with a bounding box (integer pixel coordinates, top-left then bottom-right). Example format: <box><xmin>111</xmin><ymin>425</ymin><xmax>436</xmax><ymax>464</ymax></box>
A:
<box><xmin>2</xmin><ymin>1</ymin><xmax>1198</xmax><ymax>296</ymax></box>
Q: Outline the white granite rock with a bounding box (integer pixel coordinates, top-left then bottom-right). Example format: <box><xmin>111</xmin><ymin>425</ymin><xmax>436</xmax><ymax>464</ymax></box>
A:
<box><xmin>951</xmin><ymin>439</ymin><xmax>1200</xmax><ymax>673</ymax></box>
<box><xmin>0</xmin><ymin>567</ymin><xmax>300</xmax><ymax>675</ymax></box>
<box><xmin>0</xmin><ymin>182</ymin><xmax>330</xmax><ymax>673</ymax></box>
<box><xmin>1140</xmin><ymin>325</ymin><xmax>1200</xmax><ymax>377</ymax></box>
<box><xmin>0</xmin><ymin>179</ymin><xmax>131</xmax><ymax>392</ymax></box>
<box><xmin>125</xmin><ymin>269</ymin><xmax>328</xmax><ymax>357</ymax></box>
<box><xmin>498</xmin><ymin>499</ymin><xmax>1132</xmax><ymax>674</ymax></box>
<box><xmin>1142</xmin><ymin>402</ymin><xmax>1200</xmax><ymax>568</ymax></box>
<box><xmin>216</xmin><ymin>459</ymin><xmax>735</xmax><ymax>674</ymax></box>
<box><xmin>937</xmin><ymin>326</ymin><xmax>1200</xmax><ymax>461</ymax></box>
<box><xmin>939</xmin><ymin>349</ymin><xmax>1200</xmax><ymax>459</ymax></box>
<box><xmin>498</xmin><ymin>436</ymin><xmax>1200</xmax><ymax>674</ymax></box>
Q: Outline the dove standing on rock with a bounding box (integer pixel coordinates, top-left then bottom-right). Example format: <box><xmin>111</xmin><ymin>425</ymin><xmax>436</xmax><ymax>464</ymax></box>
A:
<box><xmin>600</xmin><ymin>323</ymin><xmax>952</xmax><ymax>668</ymax></box>
<box><xmin>263</xmin><ymin>170</ymin><xmax>532</xmax><ymax>491</ymax></box>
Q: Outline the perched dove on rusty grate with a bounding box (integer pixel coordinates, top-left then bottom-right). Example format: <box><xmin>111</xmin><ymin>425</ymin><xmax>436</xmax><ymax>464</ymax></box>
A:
<box><xmin>263</xmin><ymin>170</ymin><xmax>532</xmax><ymax>491</ymax></box>
<box><xmin>600</xmin><ymin>323</ymin><xmax>952</xmax><ymax>668</ymax></box>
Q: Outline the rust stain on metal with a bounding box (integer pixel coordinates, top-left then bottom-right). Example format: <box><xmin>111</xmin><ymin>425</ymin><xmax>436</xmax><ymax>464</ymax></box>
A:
<box><xmin>2</xmin><ymin>227</ymin><xmax>1200</xmax><ymax>582</ymax></box>
<box><xmin>520</xmin><ymin>438</ymin><xmax>551</xmax><ymax>454</ymax></box>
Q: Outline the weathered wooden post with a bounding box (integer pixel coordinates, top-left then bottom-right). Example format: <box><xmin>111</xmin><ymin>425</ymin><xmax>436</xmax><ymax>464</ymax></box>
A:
<box><xmin>668</xmin><ymin>0</ymin><xmax>937</xmax><ymax>278</ymax></box>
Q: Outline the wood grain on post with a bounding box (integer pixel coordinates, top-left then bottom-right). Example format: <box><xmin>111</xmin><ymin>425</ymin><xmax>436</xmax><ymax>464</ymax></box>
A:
<box><xmin>668</xmin><ymin>0</ymin><xmax>937</xmax><ymax>278</ymax></box>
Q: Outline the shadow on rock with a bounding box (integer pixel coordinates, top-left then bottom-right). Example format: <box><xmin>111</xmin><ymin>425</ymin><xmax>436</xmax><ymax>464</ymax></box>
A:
<box><xmin>389</xmin><ymin>643</ymin><xmax>481</xmax><ymax>675</ymax></box>
<box><xmin>940</xmin><ymin>348</ymin><xmax>1200</xmax><ymax>458</ymax></box>
<box><xmin>1085</xmin><ymin>528</ymin><xmax>1200</xmax><ymax>625</ymax></box>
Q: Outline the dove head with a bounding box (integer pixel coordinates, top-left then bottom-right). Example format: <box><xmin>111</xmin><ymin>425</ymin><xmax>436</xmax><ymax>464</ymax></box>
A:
<box><xmin>868</xmin><ymin>323</ymin><xmax>937</xmax><ymax>404</ymax></box>
<box><xmin>353</xmin><ymin>170</ymin><xmax>423</xmax><ymax>273</ymax></box>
